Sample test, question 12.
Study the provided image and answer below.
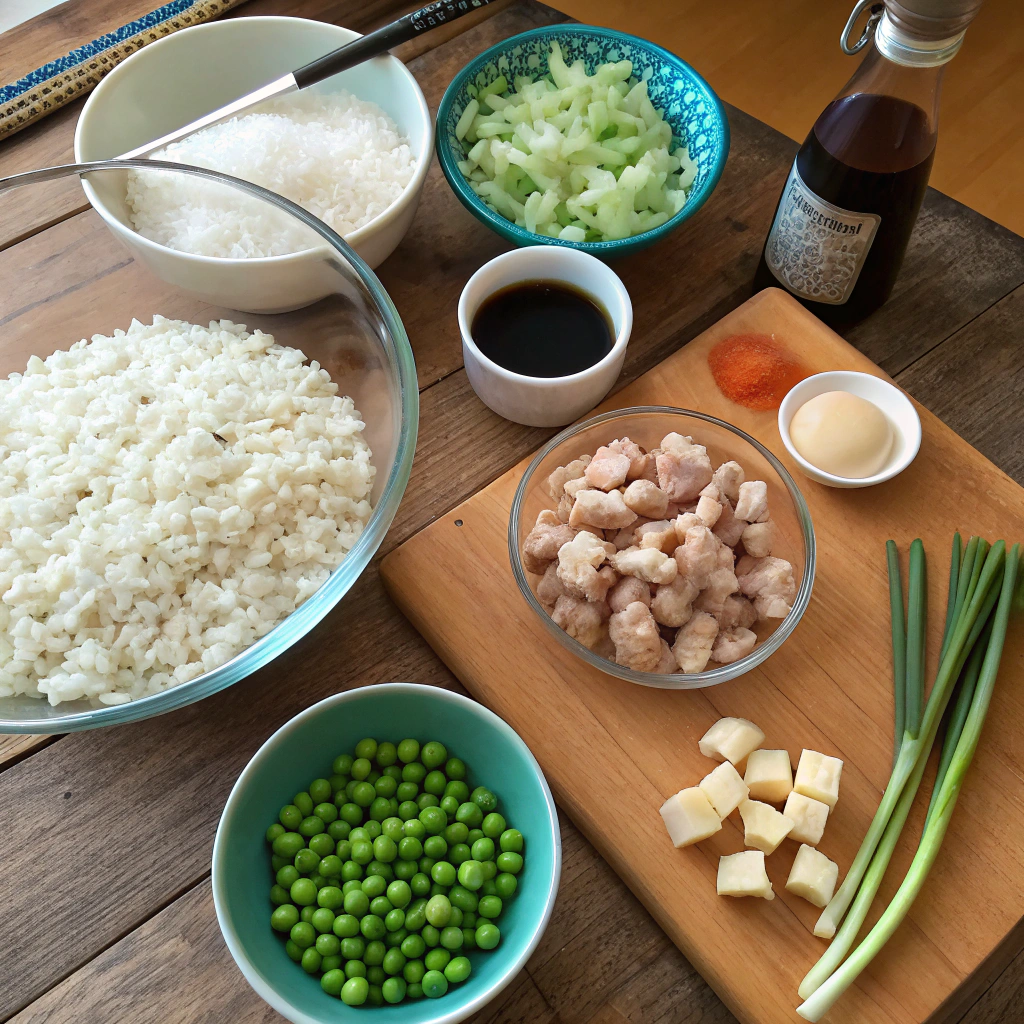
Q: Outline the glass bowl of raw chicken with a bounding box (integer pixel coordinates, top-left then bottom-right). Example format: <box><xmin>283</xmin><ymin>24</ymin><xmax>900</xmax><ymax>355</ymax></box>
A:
<box><xmin>509</xmin><ymin>407</ymin><xmax>815</xmax><ymax>689</ymax></box>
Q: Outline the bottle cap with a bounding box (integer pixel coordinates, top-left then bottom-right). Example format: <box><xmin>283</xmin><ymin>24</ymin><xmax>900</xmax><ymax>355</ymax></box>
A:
<box><xmin>876</xmin><ymin>0</ymin><xmax>984</xmax><ymax>65</ymax></box>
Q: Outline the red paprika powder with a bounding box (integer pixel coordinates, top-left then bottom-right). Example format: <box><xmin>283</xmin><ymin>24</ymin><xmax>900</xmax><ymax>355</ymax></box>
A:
<box><xmin>707</xmin><ymin>334</ymin><xmax>807</xmax><ymax>412</ymax></box>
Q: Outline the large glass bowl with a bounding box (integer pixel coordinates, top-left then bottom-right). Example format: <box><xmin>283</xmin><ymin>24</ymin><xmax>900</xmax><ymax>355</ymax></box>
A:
<box><xmin>509</xmin><ymin>407</ymin><xmax>815</xmax><ymax>688</ymax></box>
<box><xmin>0</xmin><ymin>161</ymin><xmax>418</xmax><ymax>732</ymax></box>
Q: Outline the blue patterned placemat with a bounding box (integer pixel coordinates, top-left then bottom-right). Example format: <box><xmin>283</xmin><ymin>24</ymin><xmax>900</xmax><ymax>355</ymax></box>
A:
<box><xmin>1</xmin><ymin>0</ymin><xmax>251</xmax><ymax>141</ymax></box>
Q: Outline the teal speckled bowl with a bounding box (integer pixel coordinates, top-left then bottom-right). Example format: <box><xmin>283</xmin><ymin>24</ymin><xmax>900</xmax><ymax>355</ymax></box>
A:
<box><xmin>213</xmin><ymin>683</ymin><xmax>561</xmax><ymax>1024</ymax></box>
<box><xmin>436</xmin><ymin>24</ymin><xmax>729</xmax><ymax>257</ymax></box>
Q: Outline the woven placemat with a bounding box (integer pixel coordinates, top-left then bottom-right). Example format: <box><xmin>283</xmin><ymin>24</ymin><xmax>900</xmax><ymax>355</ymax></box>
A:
<box><xmin>0</xmin><ymin>0</ymin><xmax>251</xmax><ymax>142</ymax></box>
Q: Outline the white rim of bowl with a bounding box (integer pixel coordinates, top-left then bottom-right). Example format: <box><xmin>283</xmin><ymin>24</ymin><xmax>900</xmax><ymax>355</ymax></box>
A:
<box><xmin>212</xmin><ymin>682</ymin><xmax>562</xmax><ymax>1024</ymax></box>
<box><xmin>457</xmin><ymin>247</ymin><xmax>633</xmax><ymax>386</ymax></box>
<box><xmin>778</xmin><ymin>371</ymin><xmax>923</xmax><ymax>486</ymax></box>
<box><xmin>74</xmin><ymin>16</ymin><xmax>434</xmax><ymax>265</ymax></box>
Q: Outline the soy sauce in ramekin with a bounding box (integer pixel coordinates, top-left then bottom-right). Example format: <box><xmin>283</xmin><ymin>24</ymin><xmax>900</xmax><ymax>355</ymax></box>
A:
<box><xmin>471</xmin><ymin>280</ymin><xmax>613</xmax><ymax>378</ymax></box>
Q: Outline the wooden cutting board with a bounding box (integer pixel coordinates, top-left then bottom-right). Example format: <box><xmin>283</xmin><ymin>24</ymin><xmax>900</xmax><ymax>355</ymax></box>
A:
<box><xmin>380</xmin><ymin>288</ymin><xmax>1024</xmax><ymax>1024</ymax></box>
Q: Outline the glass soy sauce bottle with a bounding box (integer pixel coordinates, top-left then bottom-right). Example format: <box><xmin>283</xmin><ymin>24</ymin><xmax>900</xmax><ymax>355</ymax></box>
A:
<box><xmin>753</xmin><ymin>0</ymin><xmax>984</xmax><ymax>328</ymax></box>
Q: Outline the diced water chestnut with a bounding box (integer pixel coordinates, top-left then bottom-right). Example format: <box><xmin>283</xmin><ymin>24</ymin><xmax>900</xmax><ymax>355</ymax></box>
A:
<box><xmin>699</xmin><ymin>761</ymin><xmax>749</xmax><ymax>818</ymax></box>
<box><xmin>717</xmin><ymin>850</ymin><xmax>774</xmax><ymax>900</ymax></box>
<box><xmin>738</xmin><ymin>799</ymin><xmax>794</xmax><ymax>855</ymax></box>
<box><xmin>660</xmin><ymin>787</ymin><xmax>722</xmax><ymax>848</ymax></box>
<box><xmin>793</xmin><ymin>749</ymin><xmax>844</xmax><ymax>810</ymax></box>
<box><xmin>785</xmin><ymin>844</ymin><xmax>839</xmax><ymax>908</ymax></box>
<box><xmin>783</xmin><ymin>791</ymin><xmax>830</xmax><ymax>846</ymax></box>
<box><xmin>698</xmin><ymin>717</ymin><xmax>765</xmax><ymax>765</ymax></box>
<box><xmin>743</xmin><ymin>749</ymin><xmax>794</xmax><ymax>803</ymax></box>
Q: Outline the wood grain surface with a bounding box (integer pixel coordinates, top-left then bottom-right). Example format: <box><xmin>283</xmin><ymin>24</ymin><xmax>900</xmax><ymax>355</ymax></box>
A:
<box><xmin>380</xmin><ymin>288</ymin><xmax>1024</xmax><ymax>1024</ymax></box>
<box><xmin>2</xmin><ymin>1</ymin><xmax>1024</xmax><ymax>1023</ymax></box>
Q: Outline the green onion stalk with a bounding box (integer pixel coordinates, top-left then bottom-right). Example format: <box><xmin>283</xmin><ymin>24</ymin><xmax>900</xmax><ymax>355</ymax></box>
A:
<box><xmin>885</xmin><ymin>540</ymin><xmax>906</xmax><ymax>769</ymax></box>
<box><xmin>797</xmin><ymin>542</ymin><xmax>1019</xmax><ymax>1022</ymax></box>
<box><xmin>809</xmin><ymin>540</ymin><xmax>1006</xmax><ymax>943</ymax></box>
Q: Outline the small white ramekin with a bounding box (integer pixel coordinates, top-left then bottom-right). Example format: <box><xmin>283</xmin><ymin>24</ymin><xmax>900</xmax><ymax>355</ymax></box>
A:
<box><xmin>778</xmin><ymin>370</ymin><xmax>922</xmax><ymax>488</ymax></box>
<box><xmin>458</xmin><ymin>247</ymin><xmax>632</xmax><ymax>427</ymax></box>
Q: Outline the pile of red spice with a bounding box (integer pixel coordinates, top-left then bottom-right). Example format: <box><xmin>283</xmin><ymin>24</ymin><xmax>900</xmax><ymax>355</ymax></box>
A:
<box><xmin>708</xmin><ymin>333</ymin><xmax>808</xmax><ymax>412</ymax></box>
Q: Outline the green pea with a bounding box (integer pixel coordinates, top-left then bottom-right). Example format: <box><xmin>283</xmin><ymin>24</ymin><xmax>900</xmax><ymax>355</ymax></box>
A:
<box><xmin>397</xmin><ymin>739</ymin><xmax>420</xmax><ymax>763</ymax></box>
<box><xmin>410</xmin><ymin>872</ymin><xmax>432</xmax><ymax>899</ymax></box>
<box><xmin>480</xmin><ymin>860</ymin><xmax>498</xmax><ymax>881</ymax></box>
<box><xmin>318</xmin><ymin>855</ymin><xmax>344</xmax><ymax>879</ymax></box>
<box><xmin>462</xmin><ymin>911</ymin><xmax>477</xmax><ymax>928</ymax></box>
<box><xmin>285</xmin><ymin>939</ymin><xmax>303</xmax><ymax>962</ymax></box>
<box><xmin>352</xmin><ymin>783</ymin><xmax>376</xmax><ymax>808</ymax></box>
<box><xmin>344</xmin><ymin>889</ymin><xmax>370</xmax><ymax>917</ymax></box>
<box><xmin>290</xmin><ymin>878</ymin><xmax>317</xmax><ymax>906</ymax></box>
<box><xmin>385</xmin><ymin>907</ymin><xmax>406</xmax><ymax>933</ymax></box>
<box><xmin>290</xmin><ymin>921</ymin><xmax>316</xmax><ymax>949</ymax></box>
<box><xmin>462</xmin><ymin>927</ymin><xmax>476</xmax><ymax>950</ymax></box>
<box><xmin>311</xmin><ymin>907</ymin><xmax>336</xmax><ymax>934</ymax></box>
<box><xmin>321</xmin><ymin>968</ymin><xmax>346</xmax><ymax>996</ymax></box>
<box><xmin>272</xmin><ymin>832</ymin><xmax>305</xmax><ymax>859</ymax></box>
<box><xmin>368</xmin><ymin>983</ymin><xmax>384</xmax><ymax>1006</ymax></box>
<box><xmin>471</xmin><ymin>837</ymin><xmax>495</xmax><ymax>862</ymax></box>
<box><xmin>397</xmin><ymin>781</ymin><xmax>419</xmax><ymax>803</ymax></box>
<box><xmin>444</xmin><ymin>781</ymin><xmax>470</xmax><ymax>803</ymax></box>
<box><xmin>439</xmin><ymin>795</ymin><xmax>459</xmax><ymax>817</ymax></box>
<box><xmin>339</xmin><ymin>803</ymin><xmax>363</xmax><ymax>827</ymax></box>
<box><xmin>300</xmin><ymin>906</ymin><xmax>315</xmax><ymax>923</ymax></box>
<box><xmin>495</xmin><ymin>872</ymin><xmax>518</xmax><ymax>899</ymax></box>
<box><xmin>478</xmin><ymin>895</ymin><xmax>503</xmax><ymax>920</ymax></box>
<box><xmin>345</xmin><ymin>780</ymin><xmax>360</xmax><ymax>801</ymax></box>
<box><xmin>431</xmin><ymin>861</ymin><xmax>457</xmax><ymax>887</ymax></box>
<box><xmin>271</xmin><ymin>904</ymin><xmax>299</xmax><ymax>932</ymax></box>
<box><xmin>481</xmin><ymin>811</ymin><xmax>506</xmax><ymax>838</ymax></box>
<box><xmin>269</xmin><ymin>884</ymin><xmax>291</xmax><ymax>906</ymax></box>
<box><xmin>373</xmin><ymin>835</ymin><xmax>398</xmax><ymax>863</ymax></box>
<box><xmin>266</xmin><ymin>822</ymin><xmax>286</xmax><ymax>844</ymax></box>
<box><xmin>364</xmin><ymin>940</ymin><xmax>386</xmax><ymax>966</ymax></box>
<box><xmin>421</xmin><ymin>923</ymin><xmax>440</xmax><ymax>947</ymax></box>
<box><xmin>420</xmin><ymin>741</ymin><xmax>447</xmax><ymax>769</ymax></box>
<box><xmin>448</xmin><ymin>884</ymin><xmax>478</xmax><ymax>912</ymax></box>
<box><xmin>380</xmin><ymin>817</ymin><xmax>404</xmax><ymax>843</ymax></box>
<box><xmin>340</xmin><ymin>936</ymin><xmax>366</xmax><ymax>960</ymax></box>
<box><xmin>382</xmin><ymin>976</ymin><xmax>407</xmax><ymax>1004</ymax></box>
<box><xmin>328</xmin><ymin>820</ymin><xmax>351</xmax><ymax>842</ymax></box>
<box><xmin>400</xmin><ymin>932</ymin><xmax>425</xmax><ymax>960</ymax></box>
<box><xmin>333</xmin><ymin>913</ymin><xmax>359</xmax><ymax>938</ymax></box>
<box><xmin>376</xmin><ymin>742</ymin><xmax>398</xmax><ymax>767</ymax></box>
<box><xmin>467</xmin><ymin>828</ymin><xmax>484</xmax><ymax>845</ymax></box>
<box><xmin>385</xmin><ymin>927</ymin><xmax>408</xmax><ymax>949</ymax></box>
<box><xmin>350</xmin><ymin>840</ymin><xmax>373</xmax><ymax>865</ymax></box>
<box><xmin>382</xmin><ymin>946</ymin><xmax>407</xmax><ymax>976</ymax></box>
<box><xmin>404</xmin><ymin>898</ymin><xmax>428</xmax><ymax>932</ymax></box>
<box><xmin>423</xmin><ymin>770</ymin><xmax>447</xmax><ymax>796</ymax></box>
<box><xmin>369</xmin><ymin>797</ymin><xmax>391</xmax><ymax>822</ymax></box>
<box><xmin>425</xmin><ymin>894</ymin><xmax>452</xmax><ymax>927</ymax></box>
<box><xmin>309</xmin><ymin>778</ymin><xmax>332</xmax><ymax>805</ymax></box>
<box><xmin>419</xmin><ymin>806</ymin><xmax>447</xmax><ymax>835</ymax></box>
<box><xmin>497</xmin><ymin>851</ymin><xmax>524</xmax><ymax>874</ymax></box>
<box><xmin>354</xmin><ymin>737</ymin><xmax>378</xmax><ymax>760</ymax></box>
<box><xmin>403</xmin><ymin>818</ymin><xmax>426</xmax><ymax>841</ymax></box>
<box><xmin>341</xmin><ymin>860</ymin><xmax>363</xmax><ymax>883</ymax></box>
<box><xmin>317</xmin><ymin>886</ymin><xmax>345</xmax><ymax>911</ymax></box>
<box><xmin>402</xmin><ymin>762</ymin><xmax>427</xmax><ymax>786</ymax></box>
<box><xmin>398</xmin><ymin>800</ymin><xmax>419</xmax><ymax>821</ymax></box>
<box><xmin>448</xmin><ymin>906</ymin><xmax>464</xmax><ymax>927</ymax></box>
<box><xmin>366</xmin><ymin>860</ymin><xmax>394</xmax><ymax>881</ymax></box>
<box><xmin>455</xmin><ymin>802</ymin><xmax>483</xmax><ymax>828</ymax></box>
<box><xmin>351</xmin><ymin>757</ymin><xmax>371</xmax><ymax>781</ymax></box>
<box><xmin>407</xmin><ymin>982</ymin><xmax>424</xmax><ymax>999</ymax></box>
<box><xmin>332</xmin><ymin>754</ymin><xmax>354</xmax><ymax>776</ymax></box>
<box><xmin>439</xmin><ymin>925</ymin><xmax>464</xmax><ymax>950</ymax></box>
<box><xmin>424</xmin><ymin>947</ymin><xmax>450</xmax><ymax>972</ymax></box>
<box><xmin>444</xmin><ymin>757</ymin><xmax>467</xmax><ymax>780</ymax></box>
<box><xmin>445</xmin><ymin>955</ymin><xmax>471</xmax><ymax>984</ymax></box>
<box><xmin>293</xmin><ymin>848</ymin><xmax>318</xmax><ymax>874</ymax></box>
<box><xmin>322</xmin><ymin>954</ymin><xmax>342</xmax><ymax>973</ymax></box>
<box><xmin>421</xmin><ymin>836</ymin><xmax>446</xmax><ymax>861</ymax></box>
<box><xmin>383</xmin><ymin>764</ymin><xmax>403</xmax><ymax>781</ymax></box>
<box><xmin>470</xmin><ymin>787</ymin><xmax>497</xmax><ymax>813</ymax></box>
<box><xmin>368</xmin><ymin>895</ymin><xmax>391</xmax><ymax>917</ymax></box>
<box><xmin>293</xmin><ymin>792</ymin><xmax>314</xmax><ymax>817</ymax></box>
<box><xmin>361</xmin><ymin>914</ymin><xmax>386</xmax><ymax>941</ymax></box>
<box><xmin>430</xmin><ymin>882</ymin><xmax>447</xmax><ymax>897</ymax></box>
<box><xmin>375</xmin><ymin>776</ymin><xmax>398</xmax><ymax>801</ymax></box>
<box><xmin>301</xmin><ymin>946</ymin><xmax>322</xmax><ymax>974</ymax></box>
<box><xmin>298</xmin><ymin>815</ymin><xmax>324</xmax><ymax>838</ymax></box>
<box><xmin>398</xmin><ymin>836</ymin><xmax>422</xmax><ymax>862</ymax></box>
<box><xmin>444</xmin><ymin>821</ymin><xmax>470</xmax><ymax>845</ymax></box>
<box><xmin>475</xmin><ymin>922</ymin><xmax>500</xmax><ymax>949</ymax></box>
<box><xmin>480</xmin><ymin>879</ymin><xmax>497</xmax><ymax>897</ymax></box>
<box><xmin>329</xmin><ymin>775</ymin><xmax>349</xmax><ymax>795</ymax></box>
<box><xmin>417</xmin><ymin>793</ymin><xmax>440</xmax><ymax>810</ymax></box>
<box><xmin>394</xmin><ymin>858</ymin><xmax>416</xmax><ymax>880</ymax></box>
<box><xmin>361</xmin><ymin>874</ymin><xmax>387</xmax><ymax>898</ymax></box>
<box><xmin>449</xmin><ymin>843</ymin><xmax>471</xmax><ymax>866</ymax></box>
<box><xmin>341</xmin><ymin>976</ymin><xmax>369</xmax><ymax>1006</ymax></box>
<box><xmin>308</xmin><ymin>833</ymin><xmax>334</xmax><ymax>858</ymax></box>
<box><xmin>342</xmin><ymin>879</ymin><xmax>362</xmax><ymax>896</ymax></box>
<box><xmin>316</xmin><ymin>932</ymin><xmax>341</xmax><ymax>956</ymax></box>
<box><xmin>271</xmin><ymin>854</ymin><xmax>288</xmax><ymax>872</ymax></box>
<box><xmin>311</xmin><ymin>873</ymin><xmax>329</xmax><ymax>890</ymax></box>
<box><xmin>422</xmin><ymin>968</ymin><xmax>449</xmax><ymax>999</ymax></box>
<box><xmin>457</xmin><ymin>860</ymin><xmax>484</xmax><ymax>891</ymax></box>
<box><xmin>346</xmin><ymin>959</ymin><xmax>368</xmax><ymax>979</ymax></box>
<box><xmin>387</xmin><ymin>880</ymin><xmax>412</xmax><ymax>909</ymax></box>
<box><xmin>313</xmin><ymin>801</ymin><xmax>338</xmax><ymax>825</ymax></box>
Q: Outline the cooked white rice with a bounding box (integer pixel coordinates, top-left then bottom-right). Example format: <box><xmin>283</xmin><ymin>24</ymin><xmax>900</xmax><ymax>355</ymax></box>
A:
<box><xmin>0</xmin><ymin>317</ymin><xmax>374</xmax><ymax>706</ymax></box>
<box><xmin>126</xmin><ymin>90</ymin><xmax>417</xmax><ymax>257</ymax></box>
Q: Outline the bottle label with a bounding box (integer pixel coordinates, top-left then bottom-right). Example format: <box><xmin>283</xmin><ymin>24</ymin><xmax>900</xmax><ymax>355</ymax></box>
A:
<box><xmin>764</xmin><ymin>160</ymin><xmax>881</xmax><ymax>305</ymax></box>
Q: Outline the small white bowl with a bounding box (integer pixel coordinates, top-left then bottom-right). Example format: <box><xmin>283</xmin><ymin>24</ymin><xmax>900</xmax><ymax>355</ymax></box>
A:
<box><xmin>458</xmin><ymin>247</ymin><xmax>632</xmax><ymax>427</ymax></box>
<box><xmin>778</xmin><ymin>371</ymin><xmax>922</xmax><ymax>488</ymax></box>
<box><xmin>74</xmin><ymin>16</ymin><xmax>433</xmax><ymax>313</ymax></box>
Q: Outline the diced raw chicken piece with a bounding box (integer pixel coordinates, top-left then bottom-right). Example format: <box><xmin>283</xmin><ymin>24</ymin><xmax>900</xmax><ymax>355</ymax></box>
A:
<box><xmin>653</xmin><ymin>640</ymin><xmax>678</xmax><ymax>673</ymax></box>
<box><xmin>609</xmin><ymin>601</ymin><xmax>662</xmax><ymax>671</ymax></box>
<box><xmin>672</xmin><ymin>512</ymin><xmax>704</xmax><ymax>545</ymax></box>
<box><xmin>593</xmin><ymin>625</ymin><xmax>616</xmax><ymax>661</ymax></box>
<box><xmin>712</xmin><ymin>626</ymin><xmax>758</xmax><ymax>664</ymax></box>
<box><xmin>537</xmin><ymin>561</ymin><xmax>568</xmax><ymax>607</ymax></box>
<box><xmin>737</xmin><ymin>556</ymin><xmax>797</xmax><ymax>620</ymax></box>
<box><xmin>695</xmin><ymin>493</ymin><xmax>723</xmax><ymax>527</ymax></box>
<box><xmin>552</xmin><ymin>595</ymin><xmax>610</xmax><ymax>649</ymax></box>
<box><xmin>585</xmin><ymin>447</ymin><xmax>631</xmax><ymax>491</ymax></box>
<box><xmin>673</xmin><ymin>524</ymin><xmax>719</xmax><ymax>588</ymax></box>
<box><xmin>714</xmin><ymin>534</ymin><xmax>736</xmax><ymax>570</ymax></box>
<box><xmin>712</xmin><ymin>461</ymin><xmax>744</xmax><ymax>504</ymax></box>
<box><xmin>700</xmin><ymin>481</ymin><xmax>721</xmax><ymax>501</ymax></box>
<box><xmin>546</xmin><ymin>455</ymin><xmax>591</xmax><ymax>500</ymax></box>
<box><xmin>636</xmin><ymin>520</ymin><xmax>678</xmax><ymax>553</ymax></box>
<box><xmin>564</xmin><ymin>476</ymin><xmax>589</xmax><ymax>498</ymax></box>
<box><xmin>622</xmin><ymin>479</ymin><xmax>670</xmax><ymax>519</ymax></box>
<box><xmin>717</xmin><ymin>594</ymin><xmax>758</xmax><ymax>630</ymax></box>
<box><xmin>607</xmin><ymin>575</ymin><xmax>651</xmax><ymax>613</ymax></box>
<box><xmin>556</xmin><ymin>492</ymin><xmax>573</xmax><ymax>523</ymax></box>
<box><xmin>522</xmin><ymin>509</ymin><xmax>577</xmax><ymax>574</ymax></box>
<box><xmin>556</xmin><ymin>532</ymin><xmax>615</xmax><ymax>601</ymax></box>
<box><xmin>741</xmin><ymin>520</ymin><xmax>774</xmax><ymax>558</ymax></box>
<box><xmin>607</xmin><ymin>437</ymin><xmax>648</xmax><ymax>480</ymax></box>
<box><xmin>569</xmin><ymin>489</ymin><xmax>637</xmax><ymax>530</ymax></box>
<box><xmin>611</xmin><ymin>546</ymin><xmax>678</xmax><ymax>585</ymax></box>
<box><xmin>637</xmin><ymin>450</ymin><xmax>660</xmax><ymax>483</ymax></box>
<box><xmin>656</xmin><ymin>443</ymin><xmax>713</xmax><ymax>503</ymax></box>
<box><xmin>712</xmin><ymin>496</ymin><xmax>747</xmax><ymax>547</ymax></box>
<box><xmin>734</xmin><ymin>480</ymin><xmax>768</xmax><ymax>522</ymax></box>
<box><xmin>672</xmin><ymin>610</ymin><xmax>719</xmax><ymax>673</ymax></box>
<box><xmin>660</xmin><ymin>432</ymin><xmax>694</xmax><ymax>453</ymax></box>
<box><xmin>651</xmin><ymin>575</ymin><xmax>700</xmax><ymax>628</ymax></box>
<box><xmin>694</xmin><ymin>567</ymin><xmax>740</xmax><ymax>617</ymax></box>
<box><xmin>613</xmin><ymin>517</ymin><xmax>650</xmax><ymax>550</ymax></box>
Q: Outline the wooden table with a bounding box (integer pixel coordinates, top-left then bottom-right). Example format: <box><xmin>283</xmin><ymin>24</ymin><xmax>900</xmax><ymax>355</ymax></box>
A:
<box><xmin>1</xmin><ymin>2</ymin><xmax>1023</xmax><ymax>1023</ymax></box>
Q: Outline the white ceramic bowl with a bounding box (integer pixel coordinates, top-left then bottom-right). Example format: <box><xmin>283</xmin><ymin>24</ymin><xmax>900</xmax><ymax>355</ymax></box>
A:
<box><xmin>458</xmin><ymin>247</ymin><xmax>632</xmax><ymax>427</ymax></box>
<box><xmin>74</xmin><ymin>16</ymin><xmax>433</xmax><ymax>313</ymax></box>
<box><xmin>778</xmin><ymin>371</ymin><xmax>922</xmax><ymax>488</ymax></box>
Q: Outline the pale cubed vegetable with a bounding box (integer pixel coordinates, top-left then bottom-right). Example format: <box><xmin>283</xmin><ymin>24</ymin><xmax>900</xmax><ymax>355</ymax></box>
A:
<box><xmin>783</xmin><ymin>791</ymin><xmax>830</xmax><ymax>846</ymax></box>
<box><xmin>717</xmin><ymin>850</ymin><xmax>774</xmax><ymax>900</ymax></box>
<box><xmin>785</xmin><ymin>844</ymin><xmax>839</xmax><ymax>908</ymax></box>
<box><xmin>793</xmin><ymin>749</ymin><xmax>844</xmax><ymax>810</ymax></box>
<box><xmin>743</xmin><ymin>749</ymin><xmax>794</xmax><ymax>804</ymax></box>
<box><xmin>660</xmin><ymin>787</ymin><xmax>722</xmax><ymax>848</ymax></box>
<box><xmin>738</xmin><ymin>799</ymin><xmax>794</xmax><ymax>855</ymax></box>
<box><xmin>699</xmin><ymin>760</ymin><xmax>749</xmax><ymax>818</ymax></box>
<box><xmin>698</xmin><ymin>717</ymin><xmax>765</xmax><ymax>765</ymax></box>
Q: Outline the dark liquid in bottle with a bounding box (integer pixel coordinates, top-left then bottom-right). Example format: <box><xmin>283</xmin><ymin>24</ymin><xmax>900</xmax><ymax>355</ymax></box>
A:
<box><xmin>471</xmin><ymin>280</ymin><xmax>613</xmax><ymax>378</ymax></box>
<box><xmin>754</xmin><ymin>93</ymin><xmax>936</xmax><ymax>327</ymax></box>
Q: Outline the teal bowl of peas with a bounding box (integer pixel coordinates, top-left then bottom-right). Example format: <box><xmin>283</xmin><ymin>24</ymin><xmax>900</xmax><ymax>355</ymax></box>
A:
<box><xmin>213</xmin><ymin>682</ymin><xmax>561</xmax><ymax>1023</ymax></box>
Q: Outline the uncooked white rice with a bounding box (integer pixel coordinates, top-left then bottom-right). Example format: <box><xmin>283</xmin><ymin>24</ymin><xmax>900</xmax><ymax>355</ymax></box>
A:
<box><xmin>0</xmin><ymin>317</ymin><xmax>374</xmax><ymax>706</ymax></box>
<box><xmin>126</xmin><ymin>89</ymin><xmax>417</xmax><ymax>257</ymax></box>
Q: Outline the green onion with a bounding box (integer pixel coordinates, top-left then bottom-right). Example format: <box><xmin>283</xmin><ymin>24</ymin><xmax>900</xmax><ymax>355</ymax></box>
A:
<box><xmin>798</xmin><ymin>543</ymin><xmax>1019</xmax><ymax>1022</ymax></box>
<box><xmin>885</xmin><ymin>540</ymin><xmax>906</xmax><ymax>768</ymax></box>
<box><xmin>904</xmin><ymin>539</ymin><xmax>926</xmax><ymax>737</ymax></box>
<box><xmin>939</xmin><ymin>533</ymin><xmax>962</xmax><ymax>660</ymax></box>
